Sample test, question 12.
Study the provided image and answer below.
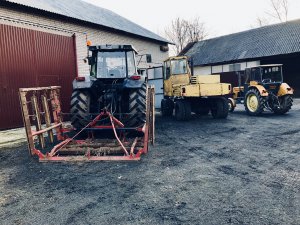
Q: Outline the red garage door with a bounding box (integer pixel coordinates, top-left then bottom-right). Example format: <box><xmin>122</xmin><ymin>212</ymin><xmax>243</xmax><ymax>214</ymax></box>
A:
<box><xmin>0</xmin><ymin>24</ymin><xmax>77</xmax><ymax>129</ymax></box>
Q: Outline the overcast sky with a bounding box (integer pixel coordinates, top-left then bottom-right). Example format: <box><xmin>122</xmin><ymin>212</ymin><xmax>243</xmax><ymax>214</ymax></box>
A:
<box><xmin>84</xmin><ymin>0</ymin><xmax>300</xmax><ymax>39</ymax></box>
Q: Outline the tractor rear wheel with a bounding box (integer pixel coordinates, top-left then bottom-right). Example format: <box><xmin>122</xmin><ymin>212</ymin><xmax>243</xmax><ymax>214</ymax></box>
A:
<box><xmin>175</xmin><ymin>100</ymin><xmax>191</xmax><ymax>121</ymax></box>
<box><xmin>273</xmin><ymin>95</ymin><xmax>293</xmax><ymax>115</ymax></box>
<box><xmin>70</xmin><ymin>90</ymin><xmax>91</xmax><ymax>130</ymax></box>
<box><xmin>126</xmin><ymin>83</ymin><xmax>147</xmax><ymax>127</ymax></box>
<box><xmin>211</xmin><ymin>97</ymin><xmax>229</xmax><ymax>119</ymax></box>
<box><xmin>161</xmin><ymin>98</ymin><xmax>174</xmax><ymax>116</ymax></box>
<box><xmin>244</xmin><ymin>89</ymin><xmax>265</xmax><ymax>116</ymax></box>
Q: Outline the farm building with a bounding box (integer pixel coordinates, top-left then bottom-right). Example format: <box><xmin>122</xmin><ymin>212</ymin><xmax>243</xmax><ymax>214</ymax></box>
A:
<box><xmin>181</xmin><ymin>19</ymin><xmax>300</xmax><ymax>97</ymax></box>
<box><xmin>0</xmin><ymin>0</ymin><xmax>170</xmax><ymax>129</ymax></box>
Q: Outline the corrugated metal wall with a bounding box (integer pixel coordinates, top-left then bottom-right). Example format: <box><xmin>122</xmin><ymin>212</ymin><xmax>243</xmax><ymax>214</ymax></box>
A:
<box><xmin>0</xmin><ymin>24</ymin><xmax>77</xmax><ymax>129</ymax></box>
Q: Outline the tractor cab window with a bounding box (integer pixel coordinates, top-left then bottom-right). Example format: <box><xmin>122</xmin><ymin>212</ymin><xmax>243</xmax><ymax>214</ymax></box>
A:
<box><xmin>251</xmin><ymin>67</ymin><xmax>262</xmax><ymax>82</ymax></box>
<box><xmin>261</xmin><ymin>66</ymin><xmax>283</xmax><ymax>83</ymax></box>
<box><xmin>97</xmin><ymin>51</ymin><xmax>126</xmax><ymax>78</ymax></box>
<box><xmin>97</xmin><ymin>51</ymin><xmax>136</xmax><ymax>78</ymax></box>
<box><xmin>171</xmin><ymin>59</ymin><xmax>187</xmax><ymax>75</ymax></box>
<box><xmin>245</xmin><ymin>68</ymin><xmax>251</xmax><ymax>83</ymax></box>
<box><xmin>164</xmin><ymin>60</ymin><xmax>171</xmax><ymax>79</ymax></box>
<box><xmin>126</xmin><ymin>51</ymin><xmax>137</xmax><ymax>76</ymax></box>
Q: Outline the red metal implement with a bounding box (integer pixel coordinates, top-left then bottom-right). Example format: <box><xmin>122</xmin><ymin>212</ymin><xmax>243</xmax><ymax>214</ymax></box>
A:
<box><xmin>18</xmin><ymin>86</ymin><xmax>155</xmax><ymax>162</ymax></box>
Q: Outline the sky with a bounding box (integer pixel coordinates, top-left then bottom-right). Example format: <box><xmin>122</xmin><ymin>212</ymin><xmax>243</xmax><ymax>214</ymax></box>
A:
<box><xmin>84</xmin><ymin>0</ymin><xmax>300</xmax><ymax>39</ymax></box>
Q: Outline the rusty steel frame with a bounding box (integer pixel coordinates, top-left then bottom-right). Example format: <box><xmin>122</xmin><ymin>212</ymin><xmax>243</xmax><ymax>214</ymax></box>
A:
<box><xmin>19</xmin><ymin>86</ymin><xmax>155</xmax><ymax>162</ymax></box>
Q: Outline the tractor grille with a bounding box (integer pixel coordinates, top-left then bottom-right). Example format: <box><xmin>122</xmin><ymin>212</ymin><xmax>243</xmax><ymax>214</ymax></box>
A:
<box><xmin>191</xmin><ymin>76</ymin><xmax>198</xmax><ymax>84</ymax></box>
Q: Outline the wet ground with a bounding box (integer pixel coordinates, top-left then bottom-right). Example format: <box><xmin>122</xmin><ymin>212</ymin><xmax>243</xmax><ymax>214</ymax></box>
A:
<box><xmin>0</xmin><ymin>100</ymin><xmax>299</xmax><ymax>225</ymax></box>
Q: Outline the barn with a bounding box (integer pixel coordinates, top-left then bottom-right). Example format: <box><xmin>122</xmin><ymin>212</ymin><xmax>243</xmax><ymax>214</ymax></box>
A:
<box><xmin>0</xmin><ymin>0</ymin><xmax>170</xmax><ymax>129</ymax></box>
<box><xmin>181</xmin><ymin>19</ymin><xmax>300</xmax><ymax>97</ymax></box>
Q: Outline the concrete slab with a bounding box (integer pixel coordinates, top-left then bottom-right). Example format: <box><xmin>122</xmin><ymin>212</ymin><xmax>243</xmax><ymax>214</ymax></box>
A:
<box><xmin>0</xmin><ymin>127</ymin><xmax>27</xmax><ymax>149</ymax></box>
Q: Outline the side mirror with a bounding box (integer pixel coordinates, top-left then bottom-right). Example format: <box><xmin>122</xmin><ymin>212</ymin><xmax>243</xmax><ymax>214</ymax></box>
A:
<box><xmin>146</xmin><ymin>54</ymin><xmax>152</xmax><ymax>63</ymax></box>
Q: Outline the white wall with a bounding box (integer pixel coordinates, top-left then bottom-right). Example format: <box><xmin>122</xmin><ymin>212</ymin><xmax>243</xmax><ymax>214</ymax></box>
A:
<box><xmin>246</xmin><ymin>61</ymin><xmax>260</xmax><ymax>68</ymax></box>
<box><xmin>212</xmin><ymin>65</ymin><xmax>222</xmax><ymax>73</ymax></box>
<box><xmin>194</xmin><ymin>60</ymin><xmax>261</xmax><ymax>74</ymax></box>
<box><xmin>194</xmin><ymin>66</ymin><xmax>211</xmax><ymax>75</ymax></box>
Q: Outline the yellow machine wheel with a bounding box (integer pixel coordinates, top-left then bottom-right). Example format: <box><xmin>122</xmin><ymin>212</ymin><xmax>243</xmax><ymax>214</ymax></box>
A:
<box><xmin>246</xmin><ymin>94</ymin><xmax>259</xmax><ymax>112</ymax></box>
<box><xmin>244</xmin><ymin>89</ymin><xmax>265</xmax><ymax>116</ymax></box>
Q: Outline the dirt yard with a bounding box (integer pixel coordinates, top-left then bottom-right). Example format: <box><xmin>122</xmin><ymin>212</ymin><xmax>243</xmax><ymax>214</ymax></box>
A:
<box><xmin>0</xmin><ymin>100</ymin><xmax>299</xmax><ymax>225</ymax></box>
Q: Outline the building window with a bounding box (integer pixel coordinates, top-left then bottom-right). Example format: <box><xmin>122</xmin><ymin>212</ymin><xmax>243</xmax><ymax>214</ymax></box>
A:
<box><xmin>229</xmin><ymin>63</ymin><xmax>241</xmax><ymax>72</ymax></box>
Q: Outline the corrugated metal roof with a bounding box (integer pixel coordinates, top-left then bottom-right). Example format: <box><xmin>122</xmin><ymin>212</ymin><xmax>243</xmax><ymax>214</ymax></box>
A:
<box><xmin>183</xmin><ymin>19</ymin><xmax>300</xmax><ymax>66</ymax></box>
<box><xmin>4</xmin><ymin>0</ymin><xmax>169</xmax><ymax>43</ymax></box>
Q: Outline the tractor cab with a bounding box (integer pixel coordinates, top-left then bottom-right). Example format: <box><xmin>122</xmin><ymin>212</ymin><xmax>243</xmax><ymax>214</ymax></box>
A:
<box><xmin>163</xmin><ymin>56</ymin><xmax>191</xmax><ymax>96</ymax></box>
<box><xmin>87</xmin><ymin>45</ymin><xmax>139</xmax><ymax>80</ymax></box>
<box><xmin>245</xmin><ymin>64</ymin><xmax>283</xmax><ymax>94</ymax></box>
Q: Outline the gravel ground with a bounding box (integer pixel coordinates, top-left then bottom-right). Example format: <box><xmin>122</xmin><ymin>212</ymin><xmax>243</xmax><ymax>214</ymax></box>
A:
<box><xmin>0</xmin><ymin>100</ymin><xmax>299</xmax><ymax>225</ymax></box>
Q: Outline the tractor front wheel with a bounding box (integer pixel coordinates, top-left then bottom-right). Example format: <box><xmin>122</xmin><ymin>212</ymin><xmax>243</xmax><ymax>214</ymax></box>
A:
<box><xmin>273</xmin><ymin>95</ymin><xmax>293</xmax><ymax>115</ymax></box>
<box><xmin>244</xmin><ymin>89</ymin><xmax>265</xmax><ymax>116</ymax></box>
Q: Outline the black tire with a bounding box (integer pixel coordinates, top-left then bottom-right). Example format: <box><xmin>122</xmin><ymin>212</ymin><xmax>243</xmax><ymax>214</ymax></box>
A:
<box><xmin>244</xmin><ymin>89</ymin><xmax>265</xmax><ymax>116</ymax></box>
<box><xmin>126</xmin><ymin>83</ymin><xmax>147</xmax><ymax>127</ymax></box>
<box><xmin>161</xmin><ymin>99</ymin><xmax>174</xmax><ymax>116</ymax></box>
<box><xmin>175</xmin><ymin>100</ymin><xmax>191</xmax><ymax>121</ymax></box>
<box><xmin>211</xmin><ymin>97</ymin><xmax>229</xmax><ymax>119</ymax></box>
<box><xmin>70</xmin><ymin>90</ymin><xmax>91</xmax><ymax>130</ymax></box>
<box><xmin>273</xmin><ymin>95</ymin><xmax>293</xmax><ymax>115</ymax></box>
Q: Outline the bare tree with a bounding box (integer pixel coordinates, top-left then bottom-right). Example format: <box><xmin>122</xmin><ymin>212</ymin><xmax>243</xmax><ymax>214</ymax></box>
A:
<box><xmin>165</xmin><ymin>17</ymin><xmax>208</xmax><ymax>55</ymax></box>
<box><xmin>255</xmin><ymin>17</ymin><xmax>270</xmax><ymax>27</ymax></box>
<box><xmin>267</xmin><ymin>0</ymin><xmax>289</xmax><ymax>22</ymax></box>
<box><xmin>164</xmin><ymin>18</ymin><xmax>188</xmax><ymax>55</ymax></box>
<box><xmin>255</xmin><ymin>0</ymin><xmax>289</xmax><ymax>27</ymax></box>
<box><xmin>186</xmin><ymin>17</ymin><xmax>209</xmax><ymax>43</ymax></box>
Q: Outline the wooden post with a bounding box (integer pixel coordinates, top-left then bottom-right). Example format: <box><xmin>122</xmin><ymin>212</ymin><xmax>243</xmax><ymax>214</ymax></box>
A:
<box><xmin>50</xmin><ymin>88</ymin><xmax>64</xmax><ymax>140</ymax></box>
<box><xmin>41</xmin><ymin>94</ymin><xmax>54</xmax><ymax>143</ymax></box>
<box><xmin>150</xmin><ymin>86</ymin><xmax>155</xmax><ymax>145</ymax></box>
<box><xmin>31</xmin><ymin>94</ymin><xmax>45</xmax><ymax>148</ymax></box>
<box><xmin>19</xmin><ymin>91</ymin><xmax>35</xmax><ymax>155</ymax></box>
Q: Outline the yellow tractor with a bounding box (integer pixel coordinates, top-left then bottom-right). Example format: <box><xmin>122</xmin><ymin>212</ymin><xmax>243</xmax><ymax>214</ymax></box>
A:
<box><xmin>229</xmin><ymin>64</ymin><xmax>294</xmax><ymax>115</ymax></box>
<box><xmin>161</xmin><ymin>56</ymin><xmax>232</xmax><ymax>120</ymax></box>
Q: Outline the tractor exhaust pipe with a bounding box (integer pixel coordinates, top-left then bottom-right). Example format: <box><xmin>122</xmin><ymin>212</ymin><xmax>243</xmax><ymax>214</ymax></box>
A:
<box><xmin>189</xmin><ymin>57</ymin><xmax>194</xmax><ymax>76</ymax></box>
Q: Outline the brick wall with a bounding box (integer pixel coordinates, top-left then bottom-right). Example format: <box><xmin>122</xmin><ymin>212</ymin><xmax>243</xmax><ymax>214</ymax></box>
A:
<box><xmin>0</xmin><ymin>6</ymin><xmax>169</xmax><ymax>76</ymax></box>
